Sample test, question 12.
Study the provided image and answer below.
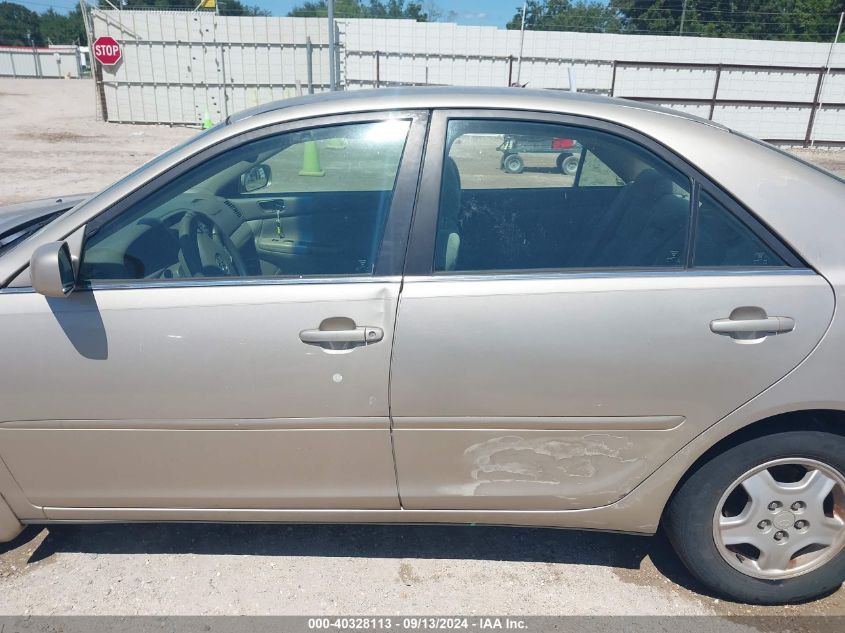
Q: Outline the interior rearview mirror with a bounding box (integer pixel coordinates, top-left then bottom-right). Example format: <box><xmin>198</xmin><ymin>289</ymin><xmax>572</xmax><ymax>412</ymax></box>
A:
<box><xmin>30</xmin><ymin>241</ymin><xmax>76</xmax><ymax>298</ymax></box>
<box><xmin>240</xmin><ymin>163</ymin><xmax>271</xmax><ymax>193</ymax></box>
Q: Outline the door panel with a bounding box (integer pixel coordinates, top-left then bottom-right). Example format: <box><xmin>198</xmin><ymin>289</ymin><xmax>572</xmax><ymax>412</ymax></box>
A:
<box><xmin>390</xmin><ymin>111</ymin><xmax>826</xmax><ymax>512</ymax></box>
<box><xmin>390</xmin><ymin>273</ymin><xmax>834</xmax><ymax>510</ymax></box>
<box><xmin>0</xmin><ymin>112</ymin><xmax>428</xmax><ymax>512</ymax></box>
<box><xmin>1</xmin><ymin>427</ymin><xmax>395</xmax><ymax>511</ymax></box>
<box><xmin>0</xmin><ymin>278</ymin><xmax>401</xmax><ymax>509</ymax></box>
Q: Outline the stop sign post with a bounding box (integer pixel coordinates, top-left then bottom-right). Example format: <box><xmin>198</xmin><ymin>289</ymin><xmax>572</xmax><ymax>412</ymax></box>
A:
<box><xmin>93</xmin><ymin>36</ymin><xmax>121</xmax><ymax>66</ymax></box>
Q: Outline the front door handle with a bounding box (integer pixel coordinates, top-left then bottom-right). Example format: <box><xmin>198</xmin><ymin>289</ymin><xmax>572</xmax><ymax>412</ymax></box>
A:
<box><xmin>299</xmin><ymin>326</ymin><xmax>384</xmax><ymax>345</ymax></box>
<box><xmin>710</xmin><ymin>316</ymin><xmax>794</xmax><ymax>335</ymax></box>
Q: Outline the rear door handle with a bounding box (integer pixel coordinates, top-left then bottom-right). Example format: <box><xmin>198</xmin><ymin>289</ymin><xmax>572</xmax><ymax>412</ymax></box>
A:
<box><xmin>299</xmin><ymin>326</ymin><xmax>384</xmax><ymax>345</ymax></box>
<box><xmin>710</xmin><ymin>316</ymin><xmax>794</xmax><ymax>335</ymax></box>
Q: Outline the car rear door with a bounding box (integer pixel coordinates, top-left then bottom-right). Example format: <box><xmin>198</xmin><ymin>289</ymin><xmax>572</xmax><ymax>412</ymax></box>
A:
<box><xmin>0</xmin><ymin>112</ymin><xmax>427</xmax><ymax>516</ymax></box>
<box><xmin>389</xmin><ymin>110</ymin><xmax>835</xmax><ymax>511</ymax></box>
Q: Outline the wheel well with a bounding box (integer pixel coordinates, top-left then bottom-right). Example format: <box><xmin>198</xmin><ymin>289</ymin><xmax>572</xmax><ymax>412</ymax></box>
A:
<box><xmin>663</xmin><ymin>409</ymin><xmax>845</xmax><ymax>519</ymax></box>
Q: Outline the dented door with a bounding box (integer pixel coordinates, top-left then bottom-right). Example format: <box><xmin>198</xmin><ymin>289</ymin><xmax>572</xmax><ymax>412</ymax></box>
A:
<box><xmin>389</xmin><ymin>273</ymin><xmax>833</xmax><ymax>510</ymax></box>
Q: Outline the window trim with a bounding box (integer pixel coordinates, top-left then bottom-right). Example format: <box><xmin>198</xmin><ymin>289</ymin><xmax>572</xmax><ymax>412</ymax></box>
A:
<box><xmin>80</xmin><ymin>109</ymin><xmax>429</xmax><ymax>288</ymax></box>
<box><xmin>691</xmin><ymin>179</ymin><xmax>802</xmax><ymax>270</ymax></box>
<box><xmin>404</xmin><ymin>109</ymin><xmax>806</xmax><ymax>277</ymax></box>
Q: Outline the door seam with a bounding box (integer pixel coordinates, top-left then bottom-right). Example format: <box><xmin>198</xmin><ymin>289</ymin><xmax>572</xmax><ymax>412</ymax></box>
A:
<box><xmin>386</xmin><ymin>110</ymin><xmax>433</xmax><ymax>510</ymax></box>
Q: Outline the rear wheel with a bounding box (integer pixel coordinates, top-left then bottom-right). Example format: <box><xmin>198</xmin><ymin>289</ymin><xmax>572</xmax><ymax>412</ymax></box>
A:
<box><xmin>664</xmin><ymin>430</ymin><xmax>845</xmax><ymax>604</ymax></box>
<box><xmin>502</xmin><ymin>154</ymin><xmax>524</xmax><ymax>174</ymax></box>
<box><xmin>556</xmin><ymin>153</ymin><xmax>579</xmax><ymax>176</ymax></box>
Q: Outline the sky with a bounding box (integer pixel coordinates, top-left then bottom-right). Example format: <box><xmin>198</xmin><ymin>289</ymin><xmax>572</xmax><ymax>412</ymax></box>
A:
<box><xmin>253</xmin><ymin>0</ymin><xmax>525</xmax><ymax>26</ymax></box>
<box><xmin>18</xmin><ymin>0</ymin><xmax>532</xmax><ymax>28</ymax></box>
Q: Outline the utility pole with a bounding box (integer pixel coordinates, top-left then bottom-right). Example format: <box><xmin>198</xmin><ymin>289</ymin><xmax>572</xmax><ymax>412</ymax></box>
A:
<box><xmin>79</xmin><ymin>0</ymin><xmax>107</xmax><ymax>120</ymax></box>
<box><xmin>680</xmin><ymin>0</ymin><xmax>688</xmax><ymax>36</ymax></box>
<box><xmin>811</xmin><ymin>11</ymin><xmax>844</xmax><ymax>147</ymax></box>
<box><xmin>328</xmin><ymin>0</ymin><xmax>337</xmax><ymax>90</ymax></box>
<box><xmin>516</xmin><ymin>0</ymin><xmax>527</xmax><ymax>86</ymax></box>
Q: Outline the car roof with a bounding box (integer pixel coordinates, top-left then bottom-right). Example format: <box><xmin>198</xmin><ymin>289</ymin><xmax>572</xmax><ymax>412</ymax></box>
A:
<box><xmin>227</xmin><ymin>86</ymin><xmax>728</xmax><ymax>131</ymax></box>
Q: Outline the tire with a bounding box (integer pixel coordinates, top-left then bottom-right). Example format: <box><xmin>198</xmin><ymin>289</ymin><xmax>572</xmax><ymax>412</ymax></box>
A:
<box><xmin>563</xmin><ymin>155</ymin><xmax>579</xmax><ymax>176</ymax></box>
<box><xmin>502</xmin><ymin>154</ymin><xmax>524</xmax><ymax>174</ymax></box>
<box><xmin>556</xmin><ymin>153</ymin><xmax>579</xmax><ymax>176</ymax></box>
<box><xmin>664</xmin><ymin>430</ymin><xmax>845</xmax><ymax>604</ymax></box>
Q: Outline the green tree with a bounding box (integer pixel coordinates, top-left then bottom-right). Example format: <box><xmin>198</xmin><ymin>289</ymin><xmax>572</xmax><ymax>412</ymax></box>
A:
<box><xmin>97</xmin><ymin>1</ymin><xmax>270</xmax><ymax>16</ymax></box>
<box><xmin>610</xmin><ymin>0</ymin><xmax>845</xmax><ymax>40</ymax></box>
<box><xmin>507</xmin><ymin>0</ymin><xmax>845</xmax><ymax>41</ymax></box>
<box><xmin>39</xmin><ymin>8</ymin><xmax>86</xmax><ymax>45</ymax></box>
<box><xmin>507</xmin><ymin>0</ymin><xmax>623</xmax><ymax>32</ymax></box>
<box><xmin>0</xmin><ymin>1</ymin><xmax>42</xmax><ymax>45</ymax></box>
<box><xmin>288</xmin><ymin>0</ymin><xmax>431</xmax><ymax>20</ymax></box>
<box><xmin>609</xmin><ymin>0</ymin><xmax>681</xmax><ymax>34</ymax></box>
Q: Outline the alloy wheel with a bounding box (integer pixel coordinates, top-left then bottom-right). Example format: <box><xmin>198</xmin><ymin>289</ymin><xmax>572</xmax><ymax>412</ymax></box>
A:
<box><xmin>713</xmin><ymin>457</ymin><xmax>845</xmax><ymax>579</ymax></box>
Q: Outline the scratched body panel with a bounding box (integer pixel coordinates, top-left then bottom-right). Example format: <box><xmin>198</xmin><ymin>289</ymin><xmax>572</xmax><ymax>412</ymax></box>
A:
<box><xmin>390</xmin><ymin>274</ymin><xmax>833</xmax><ymax>510</ymax></box>
<box><xmin>392</xmin><ymin>429</ymin><xmax>681</xmax><ymax>510</ymax></box>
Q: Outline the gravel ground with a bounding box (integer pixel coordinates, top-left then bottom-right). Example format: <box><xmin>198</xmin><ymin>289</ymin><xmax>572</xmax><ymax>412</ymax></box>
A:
<box><xmin>0</xmin><ymin>79</ymin><xmax>195</xmax><ymax>206</ymax></box>
<box><xmin>1</xmin><ymin>78</ymin><xmax>845</xmax><ymax>619</ymax></box>
<box><xmin>2</xmin><ymin>523</ymin><xmax>843</xmax><ymax>617</ymax></box>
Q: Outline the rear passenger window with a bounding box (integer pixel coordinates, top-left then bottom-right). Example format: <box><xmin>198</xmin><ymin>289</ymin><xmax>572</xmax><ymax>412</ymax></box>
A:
<box><xmin>694</xmin><ymin>191</ymin><xmax>786</xmax><ymax>267</ymax></box>
<box><xmin>434</xmin><ymin>119</ymin><xmax>692</xmax><ymax>272</ymax></box>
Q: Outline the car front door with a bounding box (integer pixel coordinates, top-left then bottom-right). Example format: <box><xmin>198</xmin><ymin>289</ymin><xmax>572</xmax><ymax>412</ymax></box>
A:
<box><xmin>389</xmin><ymin>111</ymin><xmax>835</xmax><ymax>511</ymax></box>
<box><xmin>0</xmin><ymin>112</ymin><xmax>426</xmax><ymax>515</ymax></box>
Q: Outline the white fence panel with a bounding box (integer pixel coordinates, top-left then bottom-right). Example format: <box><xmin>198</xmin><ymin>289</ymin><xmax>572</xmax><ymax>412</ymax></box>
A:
<box><xmin>716</xmin><ymin>105</ymin><xmax>811</xmax><ymax>140</ymax></box>
<box><xmin>717</xmin><ymin>69</ymin><xmax>819</xmax><ymax>102</ymax></box>
<box><xmin>87</xmin><ymin>9</ymin><xmax>845</xmax><ymax>145</ymax></box>
<box><xmin>0</xmin><ymin>46</ymin><xmax>81</xmax><ymax>78</ymax></box>
<box><xmin>92</xmin><ymin>9</ymin><xmax>329</xmax><ymax>125</ymax></box>
<box><xmin>614</xmin><ymin>67</ymin><xmax>716</xmax><ymax>99</ymax></box>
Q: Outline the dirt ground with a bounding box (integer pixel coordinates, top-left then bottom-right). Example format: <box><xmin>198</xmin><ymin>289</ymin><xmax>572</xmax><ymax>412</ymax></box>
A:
<box><xmin>2</xmin><ymin>78</ymin><xmax>845</xmax><ymax>618</ymax></box>
<box><xmin>0</xmin><ymin>78</ymin><xmax>195</xmax><ymax>206</ymax></box>
<box><xmin>791</xmin><ymin>148</ymin><xmax>845</xmax><ymax>176</ymax></box>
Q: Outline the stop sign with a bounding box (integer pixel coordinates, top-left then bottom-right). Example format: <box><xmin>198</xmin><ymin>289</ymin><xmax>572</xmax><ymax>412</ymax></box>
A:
<box><xmin>93</xmin><ymin>36</ymin><xmax>121</xmax><ymax>66</ymax></box>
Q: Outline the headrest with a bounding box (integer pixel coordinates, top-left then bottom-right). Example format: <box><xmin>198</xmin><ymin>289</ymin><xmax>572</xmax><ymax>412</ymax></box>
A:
<box><xmin>629</xmin><ymin>168</ymin><xmax>673</xmax><ymax>200</ymax></box>
<box><xmin>443</xmin><ymin>156</ymin><xmax>461</xmax><ymax>192</ymax></box>
<box><xmin>438</xmin><ymin>156</ymin><xmax>463</xmax><ymax>227</ymax></box>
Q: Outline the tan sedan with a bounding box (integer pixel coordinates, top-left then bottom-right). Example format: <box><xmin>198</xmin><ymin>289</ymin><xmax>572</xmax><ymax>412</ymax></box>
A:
<box><xmin>1</xmin><ymin>87</ymin><xmax>845</xmax><ymax>605</ymax></box>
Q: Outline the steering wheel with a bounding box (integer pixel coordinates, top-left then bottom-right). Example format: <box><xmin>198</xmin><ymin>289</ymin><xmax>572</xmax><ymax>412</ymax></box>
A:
<box><xmin>177</xmin><ymin>210</ymin><xmax>248</xmax><ymax>277</ymax></box>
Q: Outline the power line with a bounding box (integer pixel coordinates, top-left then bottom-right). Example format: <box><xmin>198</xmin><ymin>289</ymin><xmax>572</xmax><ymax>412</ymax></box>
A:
<box><xmin>689</xmin><ymin>8</ymin><xmax>844</xmax><ymax>16</ymax></box>
<box><xmin>12</xmin><ymin>3</ymin><xmax>845</xmax><ymax>42</ymax></box>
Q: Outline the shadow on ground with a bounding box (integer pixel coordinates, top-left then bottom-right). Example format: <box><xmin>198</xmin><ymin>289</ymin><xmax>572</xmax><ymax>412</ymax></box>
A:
<box><xmin>1</xmin><ymin>521</ymin><xmax>707</xmax><ymax>596</ymax></box>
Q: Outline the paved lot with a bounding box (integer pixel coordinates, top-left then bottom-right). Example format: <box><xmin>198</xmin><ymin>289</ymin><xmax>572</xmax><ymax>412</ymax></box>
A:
<box><xmin>2</xmin><ymin>78</ymin><xmax>845</xmax><ymax>618</ymax></box>
<box><xmin>2</xmin><ymin>522</ymin><xmax>844</xmax><ymax>616</ymax></box>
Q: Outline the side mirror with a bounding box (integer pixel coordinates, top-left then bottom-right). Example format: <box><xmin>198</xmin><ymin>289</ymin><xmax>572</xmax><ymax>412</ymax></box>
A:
<box><xmin>239</xmin><ymin>164</ymin><xmax>271</xmax><ymax>193</ymax></box>
<box><xmin>30</xmin><ymin>241</ymin><xmax>76</xmax><ymax>298</ymax></box>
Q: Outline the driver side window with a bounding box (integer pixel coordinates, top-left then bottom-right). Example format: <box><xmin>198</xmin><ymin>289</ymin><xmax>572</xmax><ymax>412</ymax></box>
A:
<box><xmin>79</xmin><ymin>119</ymin><xmax>411</xmax><ymax>283</ymax></box>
